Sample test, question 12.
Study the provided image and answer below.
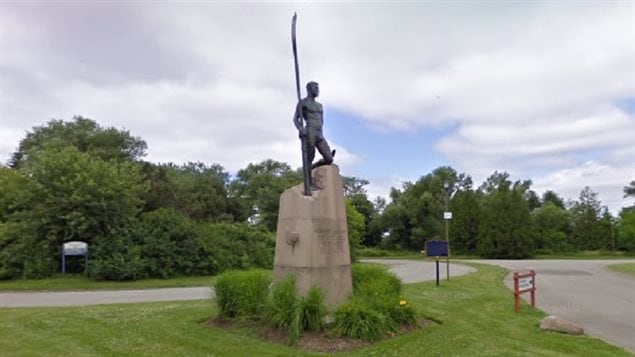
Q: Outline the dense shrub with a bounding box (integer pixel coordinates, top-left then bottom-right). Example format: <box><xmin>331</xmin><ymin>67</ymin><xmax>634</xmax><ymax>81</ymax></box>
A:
<box><xmin>351</xmin><ymin>264</ymin><xmax>401</xmax><ymax>297</ymax></box>
<box><xmin>214</xmin><ymin>269</ymin><xmax>271</xmax><ymax>319</ymax></box>
<box><xmin>90</xmin><ymin>235</ymin><xmax>148</xmax><ymax>281</ymax></box>
<box><xmin>138</xmin><ymin>208</ymin><xmax>201</xmax><ymax>278</ymax></box>
<box><xmin>197</xmin><ymin>222</ymin><xmax>275</xmax><ymax>274</ymax></box>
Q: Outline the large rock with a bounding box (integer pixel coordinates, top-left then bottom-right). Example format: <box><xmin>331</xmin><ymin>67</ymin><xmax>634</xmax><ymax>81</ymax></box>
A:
<box><xmin>539</xmin><ymin>315</ymin><xmax>584</xmax><ymax>335</ymax></box>
<box><xmin>273</xmin><ymin>164</ymin><xmax>352</xmax><ymax>307</ymax></box>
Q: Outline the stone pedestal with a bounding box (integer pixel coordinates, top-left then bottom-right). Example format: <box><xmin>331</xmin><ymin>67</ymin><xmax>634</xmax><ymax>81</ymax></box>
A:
<box><xmin>273</xmin><ymin>164</ymin><xmax>353</xmax><ymax>307</ymax></box>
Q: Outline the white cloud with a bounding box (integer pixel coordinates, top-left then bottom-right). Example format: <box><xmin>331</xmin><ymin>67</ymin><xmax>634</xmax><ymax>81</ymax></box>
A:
<box><xmin>1</xmin><ymin>2</ymin><xmax>633</xmax><ymax>211</ymax></box>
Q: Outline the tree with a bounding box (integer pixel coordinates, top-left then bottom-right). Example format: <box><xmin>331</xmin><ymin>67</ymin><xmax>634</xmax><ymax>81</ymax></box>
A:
<box><xmin>531</xmin><ymin>203</ymin><xmax>571</xmax><ymax>253</ymax></box>
<box><xmin>345</xmin><ymin>199</ymin><xmax>365</xmax><ymax>262</ymax></box>
<box><xmin>229</xmin><ymin>160</ymin><xmax>302</xmax><ymax>231</ymax></box>
<box><xmin>617</xmin><ymin>209</ymin><xmax>635</xmax><ymax>252</ymax></box>
<box><xmin>9</xmin><ymin>116</ymin><xmax>146</xmax><ymax>168</ymax></box>
<box><xmin>0</xmin><ymin>146</ymin><xmax>148</xmax><ymax>278</ymax></box>
<box><xmin>477</xmin><ymin>172</ymin><xmax>534</xmax><ymax>258</ymax></box>
<box><xmin>378</xmin><ymin>166</ymin><xmax>462</xmax><ymax>250</ymax></box>
<box><xmin>569</xmin><ymin>186</ymin><xmax>606</xmax><ymax>250</ymax></box>
<box><xmin>541</xmin><ymin>190</ymin><xmax>566</xmax><ymax>209</ymax></box>
<box><xmin>449</xmin><ymin>188</ymin><xmax>481</xmax><ymax>254</ymax></box>
<box><xmin>141</xmin><ymin>162</ymin><xmax>232</xmax><ymax>221</ymax></box>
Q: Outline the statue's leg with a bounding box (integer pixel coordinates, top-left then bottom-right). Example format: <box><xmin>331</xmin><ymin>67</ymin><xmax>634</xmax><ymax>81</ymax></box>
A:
<box><xmin>306</xmin><ymin>132</ymin><xmax>317</xmax><ymax>167</ymax></box>
<box><xmin>311</xmin><ymin>135</ymin><xmax>333</xmax><ymax>169</ymax></box>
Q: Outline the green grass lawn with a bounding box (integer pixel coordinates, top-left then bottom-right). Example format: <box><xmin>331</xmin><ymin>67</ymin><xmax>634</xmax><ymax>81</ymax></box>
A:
<box><xmin>607</xmin><ymin>263</ymin><xmax>635</xmax><ymax>277</ymax></box>
<box><xmin>0</xmin><ymin>274</ymin><xmax>216</xmax><ymax>291</ymax></box>
<box><xmin>0</xmin><ymin>263</ymin><xmax>629</xmax><ymax>356</ymax></box>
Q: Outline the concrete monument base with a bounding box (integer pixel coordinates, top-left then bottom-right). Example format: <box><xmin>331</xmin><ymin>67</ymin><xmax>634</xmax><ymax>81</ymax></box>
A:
<box><xmin>273</xmin><ymin>164</ymin><xmax>353</xmax><ymax>307</ymax></box>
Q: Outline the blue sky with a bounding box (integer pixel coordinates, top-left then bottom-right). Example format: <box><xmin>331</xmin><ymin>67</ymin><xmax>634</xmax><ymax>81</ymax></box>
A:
<box><xmin>1</xmin><ymin>2</ymin><xmax>633</xmax><ymax>213</ymax></box>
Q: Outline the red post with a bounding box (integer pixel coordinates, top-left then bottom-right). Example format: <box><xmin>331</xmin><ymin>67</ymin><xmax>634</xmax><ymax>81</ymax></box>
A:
<box><xmin>514</xmin><ymin>271</ymin><xmax>536</xmax><ymax>313</ymax></box>
<box><xmin>513</xmin><ymin>272</ymin><xmax>520</xmax><ymax>313</ymax></box>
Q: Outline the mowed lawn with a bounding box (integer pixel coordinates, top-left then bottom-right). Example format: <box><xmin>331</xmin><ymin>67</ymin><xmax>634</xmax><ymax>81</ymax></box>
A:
<box><xmin>608</xmin><ymin>263</ymin><xmax>635</xmax><ymax>277</ymax></box>
<box><xmin>0</xmin><ymin>264</ymin><xmax>630</xmax><ymax>356</ymax></box>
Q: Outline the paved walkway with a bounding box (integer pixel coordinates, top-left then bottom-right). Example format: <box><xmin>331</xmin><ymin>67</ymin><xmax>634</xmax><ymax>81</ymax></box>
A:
<box><xmin>475</xmin><ymin>259</ymin><xmax>635</xmax><ymax>354</ymax></box>
<box><xmin>0</xmin><ymin>287</ymin><xmax>213</xmax><ymax>307</ymax></box>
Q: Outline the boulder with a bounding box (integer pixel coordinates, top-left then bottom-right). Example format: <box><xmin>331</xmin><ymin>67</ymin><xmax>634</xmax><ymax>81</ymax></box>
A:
<box><xmin>539</xmin><ymin>315</ymin><xmax>584</xmax><ymax>335</ymax></box>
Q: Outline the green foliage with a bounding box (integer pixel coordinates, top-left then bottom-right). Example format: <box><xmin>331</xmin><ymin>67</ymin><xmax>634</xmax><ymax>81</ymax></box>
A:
<box><xmin>617</xmin><ymin>209</ymin><xmax>635</xmax><ymax>252</ymax></box>
<box><xmin>214</xmin><ymin>269</ymin><xmax>271</xmax><ymax>319</ymax></box>
<box><xmin>197</xmin><ymin>222</ymin><xmax>275</xmax><ymax>275</ymax></box>
<box><xmin>229</xmin><ymin>160</ymin><xmax>302</xmax><ymax>231</ymax></box>
<box><xmin>299</xmin><ymin>286</ymin><xmax>326</xmax><ymax>332</ymax></box>
<box><xmin>0</xmin><ymin>146</ymin><xmax>147</xmax><ymax>279</ymax></box>
<box><xmin>351</xmin><ymin>264</ymin><xmax>401</xmax><ymax>297</ymax></box>
<box><xmin>345</xmin><ymin>199</ymin><xmax>365</xmax><ymax>262</ymax></box>
<box><xmin>569</xmin><ymin>186</ymin><xmax>605</xmax><ymax>250</ymax></box>
<box><xmin>141</xmin><ymin>162</ymin><xmax>232</xmax><ymax>221</ymax></box>
<box><xmin>450</xmin><ymin>189</ymin><xmax>481</xmax><ymax>254</ymax></box>
<box><xmin>334</xmin><ymin>297</ymin><xmax>390</xmax><ymax>341</ymax></box>
<box><xmin>90</xmin><ymin>235</ymin><xmax>147</xmax><ymax>281</ymax></box>
<box><xmin>10</xmin><ymin>116</ymin><xmax>146</xmax><ymax>168</ymax></box>
<box><xmin>477</xmin><ymin>173</ymin><xmax>534</xmax><ymax>258</ymax></box>
<box><xmin>334</xmin><ymin>263</ymin><xmax>414</xmax><ymax>341</ymax></box>
<box><xmin>266</xmin><ymin>276</ymin><xmax>298</xmax><ymax>328</ymax></box>
<box><xmin>137</xmin><ymin>209</ymin><xmax>201</xmax><ymax>278</ymax></box>
<box><xmin>266</xmin><ymin>276</ymin><xmax>326</xmax><ymax>345</ymax></box>
<box><xmin>532</xmin><ymin>203</ymin><xmax>571</xmax><ymax>253</ymax></box>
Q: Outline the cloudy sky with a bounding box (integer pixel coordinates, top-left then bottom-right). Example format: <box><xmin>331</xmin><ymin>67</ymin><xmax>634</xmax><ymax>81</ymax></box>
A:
<box><xmin>1</xmin><ymin>2</ymin><xmax>633</xmax><ymax>213</ymax></box>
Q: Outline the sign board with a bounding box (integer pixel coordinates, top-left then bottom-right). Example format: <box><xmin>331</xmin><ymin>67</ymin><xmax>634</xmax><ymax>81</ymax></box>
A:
<box><xmin>63</xmin><ymin>241</ymin><xmax>88</xmax><ymax>256</ymax></box>
<box><xmin>513</xmin><ymin>271</ymin><xmax>536</xmax><ymax>313</ymax></box>
<box><xmin>444</xmin><ymin>212</ymin><xmax>452</xmax><ymax>220</ymax></box>
<box><xmin>518</xmin><ymin>277</ymin><xmax>533</xmax><ymax>291</ymax></box>
<box><xmin>426</xmin><ymin>240</ymin><xmax>448</xmax><ymax>257</ymax></box>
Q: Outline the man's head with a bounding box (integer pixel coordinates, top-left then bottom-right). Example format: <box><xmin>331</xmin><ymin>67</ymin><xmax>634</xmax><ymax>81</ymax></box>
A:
<box><xmin>306</xmin><ymin>81</ymin><xmax>319</xmax><ymax>97</ymax></box>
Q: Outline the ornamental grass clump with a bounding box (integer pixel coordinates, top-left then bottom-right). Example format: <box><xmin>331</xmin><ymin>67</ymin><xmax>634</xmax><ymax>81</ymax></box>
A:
<box><xmin>266</xmin><ymin>276</ymin><xmax>326</xmax><ymax>345</ymax></box>
<box><xmin>334</xmin><ymin>264</ymin><xmax>417</xmax><ymax>341</ymax></box>
<box><xmin>333</xmin><ymin>297</ymin><xmax>390</xmax><ymax>341</ymax></box>
<box><xmin>214</xmin><ymin>269</ymin><xmax>271</xmax><ymax>319</ymax></box>
<box><xmin>351</xmin><ymin>264</ymin><xmax>401</xmax><ymax>297</ymax></box>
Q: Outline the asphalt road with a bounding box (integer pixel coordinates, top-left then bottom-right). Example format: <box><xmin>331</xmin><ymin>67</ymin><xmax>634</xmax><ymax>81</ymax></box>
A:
<box><xmin>475</xmin><ymin>259</ymin><xmax>635</xmax><ymax>354</ymax></box>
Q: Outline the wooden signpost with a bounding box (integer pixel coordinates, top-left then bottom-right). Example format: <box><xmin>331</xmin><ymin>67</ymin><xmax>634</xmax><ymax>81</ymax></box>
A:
<box><xmin>513</xmin><ymin>270</ymin><xmax>536</xmax><ymax>313</ymax></box>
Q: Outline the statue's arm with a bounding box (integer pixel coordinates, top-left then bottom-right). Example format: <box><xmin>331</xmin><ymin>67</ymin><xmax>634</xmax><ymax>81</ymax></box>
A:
<box><xmin>293</xmin><ymin>101</ymin><xmax>304</xmax><ymax>132</ymax></box>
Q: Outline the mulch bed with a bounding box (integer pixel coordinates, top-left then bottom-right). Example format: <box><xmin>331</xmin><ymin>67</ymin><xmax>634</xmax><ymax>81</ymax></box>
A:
<box><xmin>207</xmin><ymin>317</ymin><xmax>435</xmax><ymax>353</ymax></box>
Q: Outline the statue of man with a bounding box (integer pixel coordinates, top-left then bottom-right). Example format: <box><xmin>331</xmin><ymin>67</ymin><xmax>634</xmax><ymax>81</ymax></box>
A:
<box><xmin>293</xmin><ymin>81</ymin><xmax>335</xmax><ymax>170</ymax></box>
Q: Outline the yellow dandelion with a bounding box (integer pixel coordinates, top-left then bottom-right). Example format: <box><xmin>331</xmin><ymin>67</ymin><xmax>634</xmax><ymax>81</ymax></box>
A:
<box><xmin>400</xmin><ymin>299</ymin><xmax>407</xmax><ymax>306</ymax></box>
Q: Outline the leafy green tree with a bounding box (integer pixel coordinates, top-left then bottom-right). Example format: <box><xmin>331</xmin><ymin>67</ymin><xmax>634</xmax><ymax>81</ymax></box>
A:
<box><xmin>617</xmin><ymin>209</ymin><xmax>635</xmax><ymax>252</ymax></box>
<box><xmin>449</xmin><ymin>188</ymin><xmax>481</xmax><ymax>254</ymax></box>
<box><xmin>1</xmin><ymin>147</ymin><xmax>148</xmax><ymax>278</ymax></box>
<box><xmin>379</xmin><ymin>166</ymin><xmax>463</xmax><ymax>250</ymax></box>
<box><xmin>477</xmin><ymin>172</ymin><xmax>534</xmax><ymax>258</ymax></box>
<box><xmin>9</xmin><ymin>116</ymin><xmax>146</xmax><ymax>168</ymax></box>
<box><xmin>141</xmin><ymin>162</ymin><xmax>232</xmax><ymax>221</ymax></box>
<box><xmin>569</xmin><ymin>186</ymin><xmax>608</xmax><ymax>250</ymax></box>
<box><xmin>229</xmin><ymin>160</ymin><xmax>302</xmax><ymax>231</ymax></box>
<box><xmin>531</xmin><ymin>203</ymin><xmax>571</xmax><ymax>253</ymax></box>
<box><xmin>541</xmin><ymin>190</ymin><xmax>566</xmax><ymax>209</ymax></box>
<box><xmin>345</xmin><ymin>199</ymin><xmax>365</xmax><ymax>262</ymax></box>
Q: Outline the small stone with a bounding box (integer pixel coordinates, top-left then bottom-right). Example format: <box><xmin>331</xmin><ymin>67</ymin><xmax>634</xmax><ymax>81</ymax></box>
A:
<box><xmin>539</xmin><ymin>315</ymin><xmax>584</xmax><ymax>335</ymax></box>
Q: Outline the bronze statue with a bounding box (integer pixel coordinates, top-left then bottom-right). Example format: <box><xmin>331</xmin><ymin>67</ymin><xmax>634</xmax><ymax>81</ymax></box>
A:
<box><xmin>293</xmin><ymin>81</ymin><xmax>335</xmax><ymax>171</ymax></box>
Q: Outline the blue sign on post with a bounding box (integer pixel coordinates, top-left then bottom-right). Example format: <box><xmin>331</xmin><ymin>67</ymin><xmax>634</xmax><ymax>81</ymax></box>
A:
<box><xmin>61</xmin><ymin>241</ymin><xmax>88</xmax><ymax>274</ymax></box>
<box><xmin>426</xmin><ymin>240</ymin><xmax>448</xmax><ymax>287</ymax></box>
<box><xmin>426</xmin><ymin>240</ymin><xmax>449</xmax><ymax>257</ymax></box>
